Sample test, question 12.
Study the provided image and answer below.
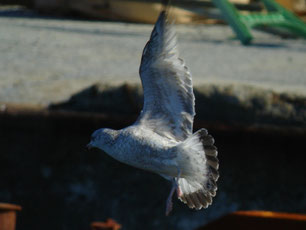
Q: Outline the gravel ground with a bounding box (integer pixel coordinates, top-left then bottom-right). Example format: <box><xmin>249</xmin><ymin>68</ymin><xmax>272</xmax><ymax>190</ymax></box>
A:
<box><xmin>1</xmin><ymin>7</ymin><xmax>306</xmax><ymax>106</ymax></box>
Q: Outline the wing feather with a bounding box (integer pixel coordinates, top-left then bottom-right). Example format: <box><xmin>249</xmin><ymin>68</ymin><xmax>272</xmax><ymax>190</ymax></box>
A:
<box><xmin>136</xmin><ymin>11</ymin><xmax>195</xmax><ymax>141</ymax></box>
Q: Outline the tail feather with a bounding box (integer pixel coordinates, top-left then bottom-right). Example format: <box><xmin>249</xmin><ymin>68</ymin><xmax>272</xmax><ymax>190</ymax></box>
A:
<box><xmin>207</xmin><ymin>155</ymin><xmax>219</xmax><ymax>169</ymax></box>
<box><xmin>178</xmin><ymin>128</ymin><xmax>219</xmax><ymax>210</ymax></box>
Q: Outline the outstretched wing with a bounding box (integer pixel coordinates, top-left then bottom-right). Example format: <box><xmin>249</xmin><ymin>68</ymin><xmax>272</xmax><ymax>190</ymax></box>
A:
<box><xmin>136</xmin><ymin>11</ymin><xmax>195</xmax><ymax>142</ymax></box>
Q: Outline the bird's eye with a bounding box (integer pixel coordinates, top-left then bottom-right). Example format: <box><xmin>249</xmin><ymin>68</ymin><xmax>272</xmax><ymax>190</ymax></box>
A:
<box><xmin>91</xmin><ymin>129</ymin><xmax>102</xmax><ymax>141</ymax></box>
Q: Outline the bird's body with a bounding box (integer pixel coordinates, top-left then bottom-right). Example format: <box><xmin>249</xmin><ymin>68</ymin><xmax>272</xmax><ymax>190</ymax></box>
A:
<box><xmin>94</xmin><ymin>126</ymin><xmax>178</xmax><ymax>176</ymax></box>
<box><xmin>88</xmin><ymin>11</ymin><xmax>219</xmax><ymax>215</ymax></box>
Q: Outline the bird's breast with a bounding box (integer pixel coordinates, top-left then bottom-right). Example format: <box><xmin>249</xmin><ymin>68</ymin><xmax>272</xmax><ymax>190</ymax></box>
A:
<box><xmin>113</xmin><ymin>129</ymin><xmax>178</xmax><ymax>176</ymax></box>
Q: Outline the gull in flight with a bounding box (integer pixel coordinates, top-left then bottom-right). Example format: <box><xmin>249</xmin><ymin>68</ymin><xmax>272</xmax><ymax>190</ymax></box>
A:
<box><xmin>88</xmin><ymin>11</ymin><xmax>219</xmax><ymax>215</ymax></box>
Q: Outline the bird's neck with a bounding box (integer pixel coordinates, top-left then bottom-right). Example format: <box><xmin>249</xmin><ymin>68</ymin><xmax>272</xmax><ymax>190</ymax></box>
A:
<box><xmin>99</xmin><ymin>129</ymin><xmax>122</xmax><ymax>159</ymax></box>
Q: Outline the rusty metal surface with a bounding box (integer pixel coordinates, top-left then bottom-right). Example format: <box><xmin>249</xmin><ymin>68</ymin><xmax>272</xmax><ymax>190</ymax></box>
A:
<box><xmin>0</xmin><ymin>203</ymin><xmax>22</xmax><ymax>212</ymax></box>
<box><xmin>91</xmin><ymin>219</ymin><xmax>122</xmax><ymax>230</ymax></box>
<box><xmin>198</xmin><ymin>210</ymin><xmax>306</xmax><ymax>230</ymax></box>
<box><xmin>0</xmin><ymin>203</ymin><xmax>21</xmax><ymax>230</ymax></box>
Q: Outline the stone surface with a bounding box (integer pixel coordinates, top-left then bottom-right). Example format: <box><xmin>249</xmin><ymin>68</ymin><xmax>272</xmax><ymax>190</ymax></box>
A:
<box><xmin>1</xmin><ymin>7</ymin><xmax>306</xmax><ymax>107</ymax></box>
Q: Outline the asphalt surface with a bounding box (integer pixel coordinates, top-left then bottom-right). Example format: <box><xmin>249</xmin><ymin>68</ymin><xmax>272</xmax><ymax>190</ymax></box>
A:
<box><xmin>1</xmin><ymin>7</ymin><xmax>306</xmax><ymax>106</ymax></box>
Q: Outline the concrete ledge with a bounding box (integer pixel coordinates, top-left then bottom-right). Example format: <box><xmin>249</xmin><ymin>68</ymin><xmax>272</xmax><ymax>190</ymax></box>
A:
<box><xmin>47</xmin><ymin>83</ymin><xmax>306</xmax><ymax>132</ymax></box>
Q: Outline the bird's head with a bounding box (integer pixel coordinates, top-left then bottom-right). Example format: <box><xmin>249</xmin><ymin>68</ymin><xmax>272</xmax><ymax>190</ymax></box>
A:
<box><xmin>87</xmin><ymin>128</ymin><xmax>118</xmax><ymax>152</ymax></box>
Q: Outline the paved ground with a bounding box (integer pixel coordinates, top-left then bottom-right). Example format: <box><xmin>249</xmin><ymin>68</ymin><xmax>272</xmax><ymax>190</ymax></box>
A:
<box><xmin>1</xmin><ymin>7</ymin><xmax>306</xmax><ymax>106</ymax></box>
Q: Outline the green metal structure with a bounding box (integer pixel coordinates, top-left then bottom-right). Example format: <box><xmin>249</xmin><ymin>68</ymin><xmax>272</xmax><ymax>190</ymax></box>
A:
<box><xmin>211</xmin><ymin>0</ymin><xmax>306</xmax><ymax>45</ymax></box>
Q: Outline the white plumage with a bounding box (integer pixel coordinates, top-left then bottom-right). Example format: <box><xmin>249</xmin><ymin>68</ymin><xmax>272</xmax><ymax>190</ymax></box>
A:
<box><xmin>88</xmin><ymin>11</ymin><xmax>219</xmax><ymax>215</ymax></box>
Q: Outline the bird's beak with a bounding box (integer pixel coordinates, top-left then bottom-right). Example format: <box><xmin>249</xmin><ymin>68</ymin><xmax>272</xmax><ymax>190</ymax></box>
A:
<box><xmin>86</xmin><ymin>142</ymin><xmax>93</xmax><ymax>150</ymax></box>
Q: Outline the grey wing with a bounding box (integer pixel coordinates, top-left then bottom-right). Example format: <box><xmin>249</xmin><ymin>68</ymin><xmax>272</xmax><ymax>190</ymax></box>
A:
<box><xmin>135</xmin><ymin>11</ymin><xmax>195</xmax><ymax>142</ymax></box>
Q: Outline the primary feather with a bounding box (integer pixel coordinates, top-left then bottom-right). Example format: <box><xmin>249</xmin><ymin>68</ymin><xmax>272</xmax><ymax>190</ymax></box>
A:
<box><xmin>137</xmin><ymin>11</ymin><xmax>195</xmax><ymax>142</ymax></box>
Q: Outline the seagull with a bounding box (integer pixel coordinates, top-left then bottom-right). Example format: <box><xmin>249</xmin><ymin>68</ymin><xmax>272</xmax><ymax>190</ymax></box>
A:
<box><xmin>88</xmin><ymin>11</ymin><xmax>219</xmax><ymax>215</ymax></box>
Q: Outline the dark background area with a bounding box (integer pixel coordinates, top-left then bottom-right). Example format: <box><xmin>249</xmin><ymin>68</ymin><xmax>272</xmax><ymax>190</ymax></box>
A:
<box><xmin>0</xmin><ymin>107</ymin><xmax>305</xmax><ymax>229</ymax></box>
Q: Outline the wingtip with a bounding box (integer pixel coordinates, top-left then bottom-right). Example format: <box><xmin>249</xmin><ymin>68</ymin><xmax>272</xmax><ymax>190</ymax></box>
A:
<box><xmin>156</xmin><ymin>10</ymin><xmax>167</xmax><ymax>26</ymax></box>
<box><xmin>158</xmin><ymin>8</ymin><xmax>174</xmax><ymax>24</ymax></box>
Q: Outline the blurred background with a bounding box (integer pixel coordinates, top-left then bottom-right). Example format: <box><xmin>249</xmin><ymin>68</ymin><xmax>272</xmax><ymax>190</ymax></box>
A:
<box><xmin>0</xmin><ymin>0</ymin><xmax>306</xmax><ymax>230</ymax></box>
